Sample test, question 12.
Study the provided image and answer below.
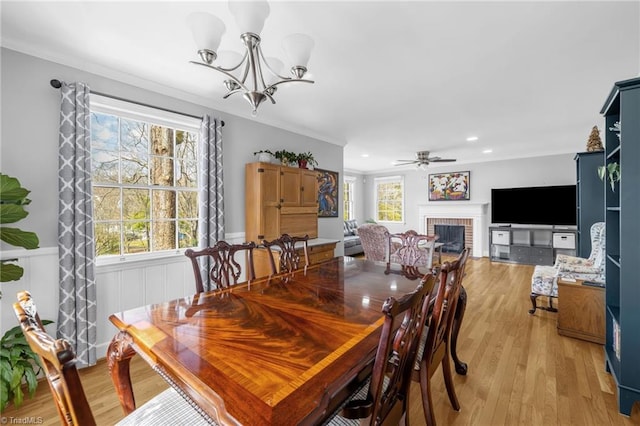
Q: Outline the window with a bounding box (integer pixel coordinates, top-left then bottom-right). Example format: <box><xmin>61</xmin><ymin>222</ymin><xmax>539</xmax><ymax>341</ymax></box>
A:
<box><xmin>343</xmin><ymin>176</ymin><xmax>355</xmax><ymax>220</ymax></box>
<box><xmin>90</xmin><ymin>95</ymin><xmax>201</xmax><ymax>259</ymax></box>
<box><xmin>375</xmin><ymin>176</ymin><xmax>404</xmax><ymax>223</ymax></box>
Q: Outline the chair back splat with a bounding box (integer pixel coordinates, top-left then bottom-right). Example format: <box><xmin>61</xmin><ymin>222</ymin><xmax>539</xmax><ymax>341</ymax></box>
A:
<box><xmin>262</xmin><ymin>234</ymin><xmax>310</xmax><ymax>275</ymax></box>
<box><xmin>415</xmin><ymin>247</ymin><xmax>470</xmax><ymax>426</ymax></box>
<box><xmin>329</xmin><ymin>274</ymin><xmax>436</xmax><ymax>425</ymax></box>
<box><xmin>185</xmin><ymin>240</ymin><xmax>256</xmax><ymax>293</ymax></box>
<box><xmin>386</xmin><ymin>229</ymin><xmax>437</xmax><ymax>279</ymax></box>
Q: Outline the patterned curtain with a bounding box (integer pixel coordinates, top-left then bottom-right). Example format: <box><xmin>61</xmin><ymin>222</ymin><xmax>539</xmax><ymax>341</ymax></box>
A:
<box><xmin>57</xmin><ymin>82</ymin><xmax>97</xmax><ymax>367</ymax></box>
<box><xmin>197</xmin><ymin>115</ymin><xmax>225</xmax><ymax>291</ymax></box>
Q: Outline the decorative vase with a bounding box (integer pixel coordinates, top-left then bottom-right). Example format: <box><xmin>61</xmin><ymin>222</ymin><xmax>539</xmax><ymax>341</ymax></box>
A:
<box><xmin>298</xmin><ymin>159</ymin><xmax>308</xmax><ymax>169</ymax></box>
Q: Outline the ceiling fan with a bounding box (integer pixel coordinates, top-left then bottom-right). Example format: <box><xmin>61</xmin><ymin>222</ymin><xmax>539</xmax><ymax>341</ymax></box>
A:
<box><xmin>394</xmin><ymin>150</ymin><xmax>456</xmax><ymax>168</ymax></box>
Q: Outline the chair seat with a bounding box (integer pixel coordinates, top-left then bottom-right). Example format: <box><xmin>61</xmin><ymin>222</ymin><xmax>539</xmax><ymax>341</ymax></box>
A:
<box><xmin>116</xmin><ymin>387</ymin><xmax>213</xmax><ymax>425</ymax></box>
<box><xmin>531</xmin><ymin>265</ymin><xmax>559</xmax><ymax>297</ymax></box>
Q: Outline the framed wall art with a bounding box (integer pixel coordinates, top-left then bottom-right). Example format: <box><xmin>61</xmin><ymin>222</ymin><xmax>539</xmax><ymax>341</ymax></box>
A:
<box><xmin>316</xmin><ymin>169</ymin><xmax>339</xmax><ymax>217</ymax></box>
<box><xmin>428</xmin><ymin>171</ymin><xmax>470</xmax><ymax>201</ymax></box>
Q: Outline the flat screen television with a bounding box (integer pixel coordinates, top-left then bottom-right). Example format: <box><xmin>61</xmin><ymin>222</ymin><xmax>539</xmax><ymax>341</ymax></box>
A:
<box><xmin>491</xmin><ymin>185</ymin><xmax>576</xmax><ymax>226</ymax></box>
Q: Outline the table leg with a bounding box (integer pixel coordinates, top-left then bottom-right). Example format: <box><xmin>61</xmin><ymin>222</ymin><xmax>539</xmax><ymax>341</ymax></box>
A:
<box><xmin>107</xmin><ymin>331</ymin><xmax>138</xmax><ymax>415</ymax></box>
<box><xmin>450</xmin><ymin>286</ymin><xmax>468</xmax><ymax>375</ymax></box>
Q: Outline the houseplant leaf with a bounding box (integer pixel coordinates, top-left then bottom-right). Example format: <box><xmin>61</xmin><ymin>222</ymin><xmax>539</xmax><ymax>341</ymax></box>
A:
<box><xmin>0</xmin><ymin>261</ymin><xmax>24</xmax><ymax>282</ymax></box>
<box><xmin>0</xmin><ymin>204</ymin><xmax>28</xmax><ymax>224</ymax></box>
<box><xmin>0</xmin><ymin>174</ymin><xmax>30</xmax><ymax>203</ymax></box>
<box><xmin>0</xmin><ymin>227</ymin><xmax>39</xmax><ymax>249</ymax></box>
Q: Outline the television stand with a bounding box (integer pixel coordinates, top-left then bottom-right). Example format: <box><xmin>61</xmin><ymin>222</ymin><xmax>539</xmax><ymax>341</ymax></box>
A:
<box><xmin>489</xmin><ymin>225</ymin><xmax>577</xmax><ymax>265</ymax></box>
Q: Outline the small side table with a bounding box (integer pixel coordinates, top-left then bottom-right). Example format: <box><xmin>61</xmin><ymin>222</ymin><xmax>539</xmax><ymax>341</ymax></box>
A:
<box><xmin>557</xmin><ymin>278</ymin><xmax>605</xmax><ymax>344</ymax></box>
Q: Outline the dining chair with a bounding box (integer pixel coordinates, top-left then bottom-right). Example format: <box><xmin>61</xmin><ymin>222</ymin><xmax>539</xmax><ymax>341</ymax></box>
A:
<box><xmin>262</xmin><ymin>233</ymin><xmax>309</xmax><ymax>275</ymax></box>
<box><xmin>413</xmin><ymin>247</ymin><xmax>470</xmax><ymax>426</ymax></box>
<box><xmin>357</xmin><ymin>223</ymin><xmax>390</xmax><ymax>262</ymax></box>
<box><xmin>327</xmin><ymin>272</ymin><xmax>436</xmax><ymax>425</ymax></box>
<box><xmin>386</xmin><ymin>229</ymin><xmax>437</xmax><ymax>280</ymax></box>
<box><xmin>12</xmin><ymin>291</ymin><xmax>210</xmax><ymax>426</ymax></box>
<box><xmin>185</xmin><ymin>240</ymin><xmax>257</xmax><ymax>293</ymax></box>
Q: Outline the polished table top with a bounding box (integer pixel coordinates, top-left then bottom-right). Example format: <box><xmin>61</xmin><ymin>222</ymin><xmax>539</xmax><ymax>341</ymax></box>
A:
<box><xmin>108</xmin><ymin>256</ymin><xmax>425</xmax><ymax>425</ymax></box>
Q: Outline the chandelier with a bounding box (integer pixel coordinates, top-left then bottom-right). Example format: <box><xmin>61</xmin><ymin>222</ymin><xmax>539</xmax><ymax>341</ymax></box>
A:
<box><xmin>188</xmin><ymin>1</ymin><xmax>314</xmax><ymax>116</ymax></box>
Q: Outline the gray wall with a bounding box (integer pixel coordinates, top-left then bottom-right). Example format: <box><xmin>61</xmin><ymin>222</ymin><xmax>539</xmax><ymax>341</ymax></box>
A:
<box><xmin>0</xmin><ymin>48</ymin><xmax>346</xmax><ymax>252</ymax></box>
<box><xmin>361</xmin><ymin>153</ymin><xmax>577</xmax><ymax>234</ymax></box>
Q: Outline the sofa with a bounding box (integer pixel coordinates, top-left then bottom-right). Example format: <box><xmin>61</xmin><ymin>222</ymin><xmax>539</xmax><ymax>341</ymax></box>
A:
<box><xmin>343</xmin><ymin>220</ymin><xmax>364</xmax><ymax>256</ymax></box>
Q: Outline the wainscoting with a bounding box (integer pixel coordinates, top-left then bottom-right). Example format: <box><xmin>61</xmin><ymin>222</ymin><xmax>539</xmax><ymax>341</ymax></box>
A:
<box><xmin>0</xmin><ymin>233</ymin><xmax>246</xmax><ymax>358</ymax></box>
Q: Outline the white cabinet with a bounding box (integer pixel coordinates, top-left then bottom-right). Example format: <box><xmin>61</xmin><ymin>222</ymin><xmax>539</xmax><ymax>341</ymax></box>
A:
<box><xmin>489</xmin><ymin>226</ymin><xmax>577</xmax><ymax>265</ymax></box>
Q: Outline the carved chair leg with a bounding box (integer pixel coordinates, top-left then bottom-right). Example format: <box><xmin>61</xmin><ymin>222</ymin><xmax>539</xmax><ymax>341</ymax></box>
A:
<box><xmin>547</xmin><ymin>296</ymin><xmax>558</xmax><ymax>313</ymax></box>
<box><xmin>442</xmin><ymin>349</ymin><xmax>461</xmax><ymax>411</ymax></box>
<box><xmin>451</xmin><ymin>287</ymin><xmax>468</xmax><ymax>375</ymax></box>
<box><xmin>419</xmin><ymin>363</ymin><xmax>437</xmax><ymax>426</ymax></box>
<box><xmin>528</xmin><ymin>292</ymin><xmax>538</xmax><ymax>314</ymax></box>
<box><xmin>107</xmin><ymin>331</ymin><xmax>138</xmax><ymax>415</ymax></box>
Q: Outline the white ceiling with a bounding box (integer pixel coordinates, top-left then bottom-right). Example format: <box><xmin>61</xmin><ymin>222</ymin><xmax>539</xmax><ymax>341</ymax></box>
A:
<box><xmin>2</xmin><ymin>1</ymin><xmax>639</xmax><ymax>173</ymax></box>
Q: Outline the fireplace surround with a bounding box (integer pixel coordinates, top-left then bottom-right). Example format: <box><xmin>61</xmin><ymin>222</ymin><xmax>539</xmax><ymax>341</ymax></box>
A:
<box><xmin>418</xmin><ymin>203</ymin><xmax>488</xmax><ymax>258</ymax></box>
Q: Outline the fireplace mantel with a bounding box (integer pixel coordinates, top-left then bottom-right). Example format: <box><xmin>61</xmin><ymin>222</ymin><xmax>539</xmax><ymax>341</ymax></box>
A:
<box><xmin>418</xmin><ymin>203</ymin><xmax>488</xmax><ymax>258</ymax></box>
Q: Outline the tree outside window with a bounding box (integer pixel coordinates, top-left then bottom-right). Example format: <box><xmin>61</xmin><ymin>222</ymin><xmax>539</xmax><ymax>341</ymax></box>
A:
<box><xmin>375</xmin><ymin>176</ymin><xmax>404</xmax><ymax>223</ymax></box>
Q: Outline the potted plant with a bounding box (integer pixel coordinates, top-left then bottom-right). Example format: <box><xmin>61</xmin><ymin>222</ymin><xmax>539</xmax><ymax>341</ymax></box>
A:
<box><xmin>597</xmin><ymin>162</ymin><xmax>620</xmax><ymax>191</ymax></box>
<box><xmin>296</xmin><ymin>152</ymin><xmax>318</xmax><ymax>169</ymax></box>
<box><xmin>0</xmin><ymin>172</ymin><xmax>50</xmax><ymax>411</ymax></box>
<box><xmin>253</xmin><ymin>149</ymin><xmax>274</xmax><ymax>163</ymax></box>
<box><xmin>274</xmin><ymin>150</ymin><xmax>298</xmax><ymax>167</ymax></box>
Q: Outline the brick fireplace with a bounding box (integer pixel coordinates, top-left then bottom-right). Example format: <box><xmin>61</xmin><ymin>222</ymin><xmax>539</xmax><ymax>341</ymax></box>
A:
<box><xmin>418</xmin><ymin>204</ymin><xmax>488</xmax><ymax>258</ymax></box>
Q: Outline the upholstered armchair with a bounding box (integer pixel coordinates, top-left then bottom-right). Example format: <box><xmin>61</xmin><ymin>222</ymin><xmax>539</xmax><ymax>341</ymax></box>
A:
<box><xmin>529</xmin><ymin>221</ymin><xmax>605</xmax><ymax>314</ymax></box>
<box><xmin>554</xmin><ymin>221</ymin><xmax>606</xmax><ymax>283</ymax></box>
<box><xmin>357</xmin><ymin>223</ymin><xmax>390</xmax><ymax>262</ymax></box>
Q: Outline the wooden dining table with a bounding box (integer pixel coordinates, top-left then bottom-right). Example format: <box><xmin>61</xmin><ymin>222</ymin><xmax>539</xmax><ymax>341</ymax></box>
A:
<box><xmin>107</xmin><ymin>256</ymin><xmax>467</xmax><ymax>425</ymax></box>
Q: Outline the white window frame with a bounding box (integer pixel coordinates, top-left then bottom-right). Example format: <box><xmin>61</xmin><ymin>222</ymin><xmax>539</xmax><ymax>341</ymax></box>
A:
<box><xmin>374</xmin><ymin>175</ymin><xmax>405</xmax><ymax>223</ymax></box>
<box><xmin>343</xmin><ymin>176</ymin><xmax>356</xmax><ymax>221</ymax></box>
<box><xmin>90</xmin><ymin>95</ymin><xmax>201</xmax><ymax>265</ymax></box>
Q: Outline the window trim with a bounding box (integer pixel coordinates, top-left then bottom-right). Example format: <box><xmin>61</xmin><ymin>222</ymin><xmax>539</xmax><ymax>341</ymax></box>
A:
<box><xmin>343</xmin><ymin>176</ymin><xmax>356</xmax><ymax>221</ymax></box>
<box><xmin>90</xmin><ymin>95</ymin><xmax>202</xmax><ymax>263</ymax></box>
<box><xmin>374</xmin><ymin>175</ymin><xmax>405</xmax><ymax>223</ymax></box>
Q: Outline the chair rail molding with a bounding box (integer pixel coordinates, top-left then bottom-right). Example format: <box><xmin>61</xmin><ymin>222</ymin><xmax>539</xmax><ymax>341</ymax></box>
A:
<box><xmin>418</xmin><ymin>203</ymin><xmax>488</xmax><ymax>258</ymax></box>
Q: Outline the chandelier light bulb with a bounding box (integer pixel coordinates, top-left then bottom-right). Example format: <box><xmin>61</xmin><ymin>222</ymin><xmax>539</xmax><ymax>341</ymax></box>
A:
<box><xmin>228</xmin><ymin>0</ymin><xmax>270</xmax><ymax>35</ymax></box>
<box><xmin>282</xmin><ymin>33</ymin><xmax>314</xmax><ymax>76</ymax></box>
<box><xmin>187</xmin><ymin>12</ymin><xmax>226</xmax><ymax>59</ymax></box>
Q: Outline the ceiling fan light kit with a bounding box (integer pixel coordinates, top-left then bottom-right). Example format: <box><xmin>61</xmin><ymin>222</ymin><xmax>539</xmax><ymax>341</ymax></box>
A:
<box><xmin>395</xmin><ymin>150</ymin><xmax>457</xmax><ymax>169</ymax></box>
<box><xmin>188</xmin><ymin>0</ymin><xmax>315</xmax><ymax>116</ymax></box>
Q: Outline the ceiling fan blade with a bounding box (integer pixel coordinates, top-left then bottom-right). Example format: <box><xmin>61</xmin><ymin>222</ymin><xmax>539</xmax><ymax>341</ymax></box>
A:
<box><xmin>394</xmin><ymin>159</ymin><xmax>419</xmax><ymax>164</ymax></box>
<box><xmin>429</xmin><ymin>158</ymin><xmax>456</xmax><ymax>162</ymax></box>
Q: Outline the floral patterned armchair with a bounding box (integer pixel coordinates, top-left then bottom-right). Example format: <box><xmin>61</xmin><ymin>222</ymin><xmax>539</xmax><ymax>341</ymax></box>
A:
<box><xmin>554</xmin><ymin>221</ymin><xmax>606</xmax><ymax>283</ymax></box>
<box><xmin>529</xmin><ymin>221</ymin><xmax>605</xmax><ymax>314</ymax></box>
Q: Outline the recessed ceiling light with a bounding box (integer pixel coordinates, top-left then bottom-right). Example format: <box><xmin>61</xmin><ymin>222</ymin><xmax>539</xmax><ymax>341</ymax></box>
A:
<box><xmin>482</xmin><ymin>149</ymin><xmax>493</xmax><ymax>154</ymax></box>
<box><xmin>361</xmin><ymin>154</ymin><xmax>369</xmax><ymax>158</ymax></box>
<box><xmin>466</xmin><ymin>136</ymin><xmax>479</xmax><ymax>142</ymax></box>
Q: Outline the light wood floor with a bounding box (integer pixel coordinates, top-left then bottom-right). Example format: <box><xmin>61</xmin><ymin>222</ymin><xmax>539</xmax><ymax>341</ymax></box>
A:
<box><xmin>2</xmin><ymin>257</ymin><xmax>639</xmax><ymax>425</ymax></box>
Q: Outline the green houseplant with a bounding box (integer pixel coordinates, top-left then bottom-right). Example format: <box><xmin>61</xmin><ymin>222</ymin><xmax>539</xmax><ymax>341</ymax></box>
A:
<box><xmin>597</xmin><ymin>162</ymin><xmax>620</xmax><ymax>191</ymax></box>
<box><xmin>0</xmin><ymin>172</ymin><xmax>48</xmax><ymax>411</ymax></box>
<box><xmin>274</xmin><ymin>150</ymin><xmax>298</xmax><ymax>166</ymax></box>
<box><xmin>296</xmin><ymin>152</ymin><xmax>318</xmax><ymax>169</ymax></box>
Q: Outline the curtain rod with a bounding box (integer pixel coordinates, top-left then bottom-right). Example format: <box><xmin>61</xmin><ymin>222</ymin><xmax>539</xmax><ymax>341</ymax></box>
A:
<box><xmin>49</xmin><ymin>79</ymin><xmax>224</xmax><ymax>127</ymax></box>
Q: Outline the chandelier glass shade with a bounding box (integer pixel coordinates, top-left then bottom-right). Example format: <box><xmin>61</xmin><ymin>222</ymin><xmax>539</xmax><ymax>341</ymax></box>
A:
<box><xmin>187</xmin><ymin>1</ymin><xmax>314</xmax><ymax>115</ymax></box>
